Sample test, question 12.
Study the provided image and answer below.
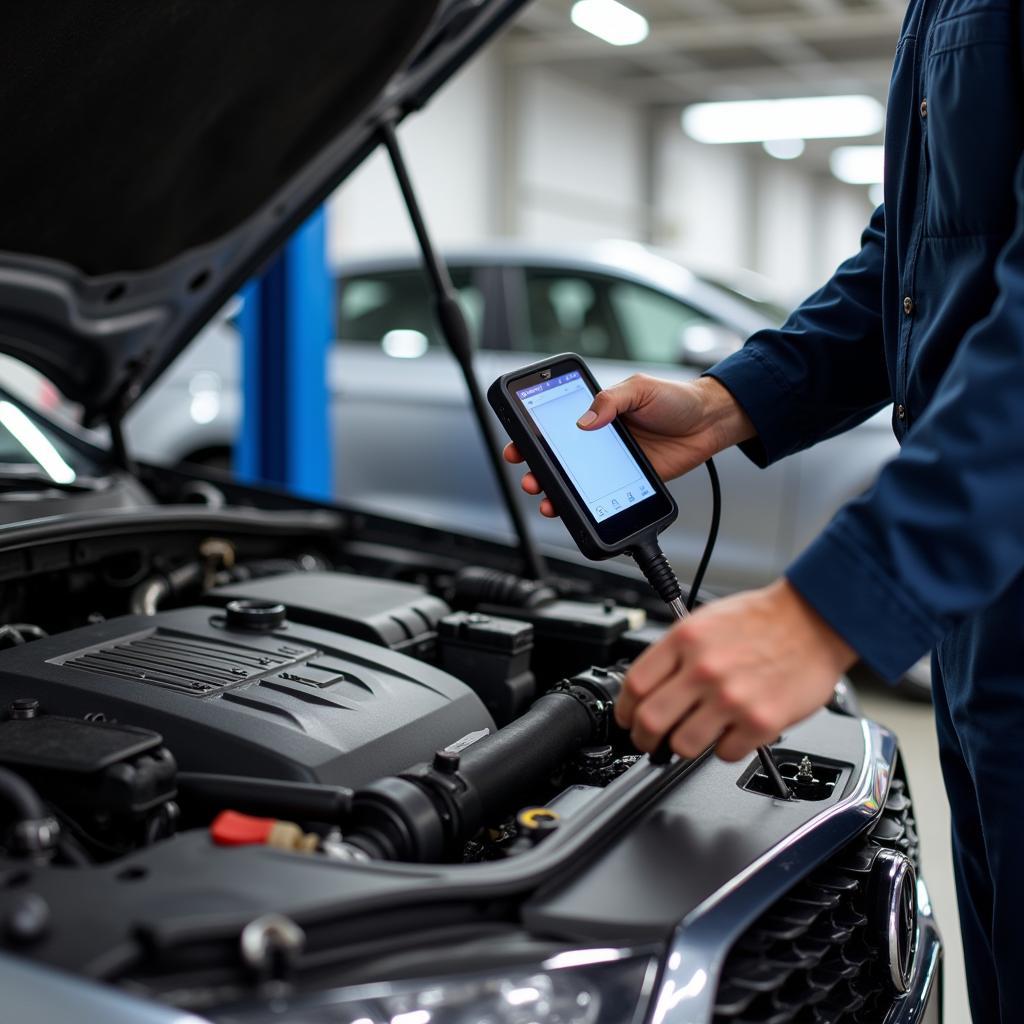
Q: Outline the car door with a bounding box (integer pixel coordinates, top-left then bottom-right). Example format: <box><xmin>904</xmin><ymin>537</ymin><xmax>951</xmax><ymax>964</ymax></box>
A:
<box><xmin>329</xmin><ymin>264</ymin><xmax>513</xmax><ymax>534</ymax></box>
<box><xmin>489</xmin><ymin>265</ymin><xmax>792</xmax><ymax>593</ymax></box>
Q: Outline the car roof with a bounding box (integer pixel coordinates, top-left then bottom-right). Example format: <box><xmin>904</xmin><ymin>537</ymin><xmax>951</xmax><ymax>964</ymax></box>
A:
<box><xmin>333</xmin><ymin>240</ymin><xmax>786</xmax><ymax>333</ymax></box>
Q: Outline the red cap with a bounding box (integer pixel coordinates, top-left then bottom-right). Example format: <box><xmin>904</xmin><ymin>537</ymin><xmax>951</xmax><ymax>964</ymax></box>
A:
<box><xmin>211</xmin><ymin>810</ymin><xmax>276</xmax><ymax>846</ymax></box>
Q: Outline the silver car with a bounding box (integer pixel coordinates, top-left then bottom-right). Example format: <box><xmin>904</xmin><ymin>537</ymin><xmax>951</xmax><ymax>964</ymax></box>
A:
<box><xmin>128</xmin><ymin>240</ymin><xmax>900</xmax><ymax>596</ymax></box>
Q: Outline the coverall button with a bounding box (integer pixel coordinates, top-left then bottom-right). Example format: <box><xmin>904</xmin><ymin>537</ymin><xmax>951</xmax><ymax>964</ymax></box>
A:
<box><xmin>903</xmin><ymin>296</ymin><xmax>914</xmax><ymax>315</ymax></box>
<box><xmin>920</xmin><ymin>98</ymin><xmax>928</xmax><ymax>118</ymax></box>
<box><xmin>897</xmin><ymin>404</ymin><xmax>907</xmax><ymax>420</ymax></box>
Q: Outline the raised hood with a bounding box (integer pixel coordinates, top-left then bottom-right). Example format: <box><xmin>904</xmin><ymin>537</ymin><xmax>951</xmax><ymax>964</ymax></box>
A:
<box><xmin>0</xmin><ymin>0</ymin><xmax>525</xmax><ymax>424</ymax></box>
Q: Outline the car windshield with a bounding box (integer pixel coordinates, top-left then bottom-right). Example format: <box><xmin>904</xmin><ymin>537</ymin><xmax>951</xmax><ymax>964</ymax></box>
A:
<box><xmin>0</xmin><ymin>390</ymin><xmax>104</xmax><ymax>484</ymax></box>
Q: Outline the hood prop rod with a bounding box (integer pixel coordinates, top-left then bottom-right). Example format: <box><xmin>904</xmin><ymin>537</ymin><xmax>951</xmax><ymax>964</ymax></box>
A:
<box><xmin>379</xmin><ymin>118</ymin><xmax>545</xmax><ymax>579</ymax></box>
<box><xmin>107</xmin><ymin>407</ymin><xmax>136</xmax><ymax>476</ymax></box>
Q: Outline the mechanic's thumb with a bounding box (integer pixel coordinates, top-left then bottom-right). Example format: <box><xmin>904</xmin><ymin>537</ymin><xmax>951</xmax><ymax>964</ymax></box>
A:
<box><xmin>577</xmin><ymin>379</ymin><xmax>642</xmax><ymax>430</ymax></box>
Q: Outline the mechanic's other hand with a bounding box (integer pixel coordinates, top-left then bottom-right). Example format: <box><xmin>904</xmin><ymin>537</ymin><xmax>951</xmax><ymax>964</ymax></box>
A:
<box><xmin>615</xmin><ymin>580</ymin><xmax>857</xmax><ymax>763</ymax></box>
<box><xmin>503</xmin><ymin>375</ymin><xmax>753</xmax><ymax>518</ymax></box>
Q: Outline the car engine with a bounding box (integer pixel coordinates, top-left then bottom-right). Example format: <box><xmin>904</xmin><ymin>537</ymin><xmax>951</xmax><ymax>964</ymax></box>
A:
<box><xmin>0</xmin><ymin>507</ymin><xmax>650</xmax><ymax>873</ymax></box>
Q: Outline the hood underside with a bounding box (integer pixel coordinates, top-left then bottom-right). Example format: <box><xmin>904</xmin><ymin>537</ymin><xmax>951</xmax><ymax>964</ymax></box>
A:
<box><xmin>0</xmin><ymin>0</ymin><xmax>523</xmax><ymax>421</ymax></box>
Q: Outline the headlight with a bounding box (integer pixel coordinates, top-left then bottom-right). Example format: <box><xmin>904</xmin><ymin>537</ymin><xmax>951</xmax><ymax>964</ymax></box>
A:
<box><xmin>214</xmin><ymin>950</ymin><xmax>657</xmax><ymax>1024</ymax></box>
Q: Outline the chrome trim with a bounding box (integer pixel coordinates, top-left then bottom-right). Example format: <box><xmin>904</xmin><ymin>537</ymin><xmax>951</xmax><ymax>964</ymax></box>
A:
<box><xmin>873</xmin><ymin>849</ymin><xmax>918</xmax><ymax>994</ymax></box>
<box><xmin>650</xmin><ymin>719</ymin><xmax>901</xmax><ymax>1024</ymax></box>
<box><xmin>885</xmin><ymin>876</ymin><xmax>942</xmax><ymax>1024</ymax></box>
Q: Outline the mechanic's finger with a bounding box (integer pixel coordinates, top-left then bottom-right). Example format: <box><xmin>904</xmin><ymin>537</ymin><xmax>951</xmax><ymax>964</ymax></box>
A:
<box><xmin>577</xmin><ymin>376</ymin><xmax>654</xmax><ymax>431</ymax></box>
<box><xmin>521</xmin><ymin>472</ymin><xmax>542</xmax><ymax>495</ymax></box>
<box><xmin>714</xmin><ymin>726</ymin><xmax>769</xmax><ymax>764</ymax></box>
<box><xmin>539</xmin><ymin>498</ymin><xmax>557</xmax><ymax>518</ymax></box>
<box><xmin>616</xmin><ymin>636</ymin><xmax>683</xmax><ymax>728</ymax></box>
<box><xmin>629</xmin><ymin>679</ymin><xmax>701</xmax><ymax>752</ymax></box>
<box><xmin>503</xmin><ymin>443</ymin><xmax>524</xmax><ymax>464</ymax></box>
<box><xmin>667</xmin><ymin>701</ymin><xmax>732</xmax><ymax>760</ymax></box>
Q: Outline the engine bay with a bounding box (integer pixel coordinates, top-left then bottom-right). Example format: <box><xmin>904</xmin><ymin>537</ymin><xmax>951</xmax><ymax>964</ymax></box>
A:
<box><xmin>0</xmin><ymin>496</ymin><xmax>660</xmax><ymax>870</ymax></box>
<box><xmin>0</xmin><ymin>493</ymin><xmax>869</xmax><ymax>1015</ymax></box>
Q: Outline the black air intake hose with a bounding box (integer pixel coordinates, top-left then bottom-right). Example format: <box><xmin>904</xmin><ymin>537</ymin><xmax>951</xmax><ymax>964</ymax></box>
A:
<box><xmin>451</xmin><ymin>566</ymin><xmax>557</xmax><ymax>611</ymax></box>
<box><xmin>345</xmin><ymin>665</ymin><xmax>625</xmax><ymax>862</ymax></box>
<box><xmin>0</xmin><ymin>766</ymin><xmax>46</xmax><ymax>824</ymax></box>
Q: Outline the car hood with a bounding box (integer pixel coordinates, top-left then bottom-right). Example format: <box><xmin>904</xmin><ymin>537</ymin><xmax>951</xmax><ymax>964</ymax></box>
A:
<box><xmin>0</xmin><ymin>0</ymin><xmax>524</xmax><ymax>425</ymax></box>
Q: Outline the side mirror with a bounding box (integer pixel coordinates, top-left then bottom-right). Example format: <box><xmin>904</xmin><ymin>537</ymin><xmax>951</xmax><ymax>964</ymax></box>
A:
<box><xmin>678</xmin><ymin>323</ymin><xmax>743</xmax><ymax>370</ymax></box>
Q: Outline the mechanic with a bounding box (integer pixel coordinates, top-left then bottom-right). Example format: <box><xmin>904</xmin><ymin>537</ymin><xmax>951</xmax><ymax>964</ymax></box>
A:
<box><xmin>506</xmin><ymin>2</ymin><xmax>1023</xmax><ymax>1020</ymax></box>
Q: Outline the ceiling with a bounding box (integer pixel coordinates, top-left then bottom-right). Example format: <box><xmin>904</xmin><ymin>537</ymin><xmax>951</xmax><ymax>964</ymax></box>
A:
<box><xmin>506</xmin><ymin>0</ymin><xmax>904</xmax><ymax>108</ymax></box>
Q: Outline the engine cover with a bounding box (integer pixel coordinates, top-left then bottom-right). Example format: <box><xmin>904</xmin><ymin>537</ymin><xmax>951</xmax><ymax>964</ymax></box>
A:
<box><xmin>0</xmin><ymin>606</ymin><xmax>494</xmax><ymax>787</ymax></box>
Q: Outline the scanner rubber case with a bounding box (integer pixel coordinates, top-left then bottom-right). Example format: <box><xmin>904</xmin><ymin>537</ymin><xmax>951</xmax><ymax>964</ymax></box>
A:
<box><xmin>488</xmin><ymin>352</ymin><xmax>678</xmax><ymax>562</ymax></box>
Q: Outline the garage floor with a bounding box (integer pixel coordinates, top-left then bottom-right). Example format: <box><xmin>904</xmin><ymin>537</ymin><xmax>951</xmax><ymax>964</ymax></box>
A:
<box><xmin>859</xmin><ymin>684</ymin><xmax>969</xmax><ymax>1022</ymax></box>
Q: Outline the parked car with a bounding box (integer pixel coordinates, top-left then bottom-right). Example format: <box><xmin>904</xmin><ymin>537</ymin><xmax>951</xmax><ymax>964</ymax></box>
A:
<box><xmin>0</xmin><ymin>3</ymin><xmax>940</xmax><ymax>1023</ymax></box>
<box><xmin>127</xmin><ymin>242</ymin><xmax>900</xmax><ymax>598</ymax></box>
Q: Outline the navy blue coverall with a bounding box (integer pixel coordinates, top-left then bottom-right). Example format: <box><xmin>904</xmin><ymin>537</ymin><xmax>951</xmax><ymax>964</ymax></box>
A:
<box><xmin>707</xmin><ymin>1</ymin><xmax>1024</xmax><ymax>1019</ymax></box>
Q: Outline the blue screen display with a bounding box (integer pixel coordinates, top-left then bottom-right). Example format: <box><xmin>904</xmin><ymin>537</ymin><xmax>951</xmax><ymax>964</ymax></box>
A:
<box><xmin>516</xmin><ymin>370</ymin><xmax>654</xmax><ymax>522</ymax></box>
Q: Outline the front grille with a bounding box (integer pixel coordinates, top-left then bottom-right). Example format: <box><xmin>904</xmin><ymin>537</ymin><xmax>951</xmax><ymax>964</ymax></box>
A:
<box><xmin>712</xmin><ymin>760</ymin><xmax>919</xmax><ymax>1024</ymax></box>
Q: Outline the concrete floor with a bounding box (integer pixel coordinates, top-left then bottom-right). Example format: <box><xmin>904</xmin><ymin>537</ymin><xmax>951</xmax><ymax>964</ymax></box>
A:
<box><xmin>858</xmin><ymin>682</ymin><xmax>969</xmax><ymax>1023</ymax></box>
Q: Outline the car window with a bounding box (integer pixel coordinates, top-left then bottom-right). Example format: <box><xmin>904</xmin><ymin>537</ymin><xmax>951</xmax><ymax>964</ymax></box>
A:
<box><xmin>607</xmin><ymin>281</ymin><xmax>722</xmax><ymax>365</ymax></box>
<box><xmin>520</xmin><ymin>270</ymin><xmax>626</xmax><ymax>360</ymax></box>
<box><xmin>337</xmin><ymin>269</ymin><xmax>483</xmax><ymax>354</ymax></box>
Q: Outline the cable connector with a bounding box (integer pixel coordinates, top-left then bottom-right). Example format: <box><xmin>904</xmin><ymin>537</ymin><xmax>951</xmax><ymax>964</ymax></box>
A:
<box><xmin>629</xmin><ymin>538</ymin><xmax>683</xmax><ymax>607</ymax></box>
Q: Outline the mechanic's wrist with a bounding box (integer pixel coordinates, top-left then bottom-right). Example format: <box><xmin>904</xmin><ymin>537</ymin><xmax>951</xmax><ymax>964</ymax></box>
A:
<box><xmin>694</xmin><ymin>376</ymin><xmax>757</xmax><ymax>452</ymax></box>
<box><xmin>770</xmin><ymin>577</ymin><xmax>858</xmax><ymax>674</ymax></box>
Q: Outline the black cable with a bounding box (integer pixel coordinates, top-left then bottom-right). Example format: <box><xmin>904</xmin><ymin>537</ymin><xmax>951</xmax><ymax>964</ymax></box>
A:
<box><xmin>688</xmin><ymin>458</ymin><xmax>722</xmax><ymax>612</ymax></box>
<box><xmin>628</xmin><ymin>457</ymin><xmax>721</xmax><ymax>613</ymax></box>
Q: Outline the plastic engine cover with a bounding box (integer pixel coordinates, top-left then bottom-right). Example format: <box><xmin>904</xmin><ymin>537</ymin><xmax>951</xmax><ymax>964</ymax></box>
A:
<box><xmin>0</xmin><ymin>606</ymin><xmax>494</xmax><ymax>787</ymax></box>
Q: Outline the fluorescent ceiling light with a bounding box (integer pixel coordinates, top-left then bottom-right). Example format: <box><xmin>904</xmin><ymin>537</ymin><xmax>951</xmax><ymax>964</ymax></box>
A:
<box><xmin>571</xmin><ymin>0</ymin><xmax>649</xmax><ymax>46</ymax></box>
<box><xmin>683</xmin><ymin>95</ymin><xmax>884</xmax><ymax>144</ymax></box>
<box><xmin>762</xmin><ymin>138</ymin><xmax>805</xmax><ymax>160</ymax></box>
<box><xmin>831</xmin><ymin>145</ymin><xmax>885</xmax><ymax>184</ymax></box>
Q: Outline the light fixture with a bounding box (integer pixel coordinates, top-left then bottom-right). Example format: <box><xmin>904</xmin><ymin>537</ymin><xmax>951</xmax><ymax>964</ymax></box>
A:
<box><xmin>762</xmin><ymin>138</ymin><xmax>805</xmax><ymax>160</ymax></box>
<box><xmin>0</xmin><ymin>401</ymin><xmax>76</xmax><ymax>484</ymax></box>
<box><xmin>682</xmin><ymin>95</ymin><xmax>884</xmax><ymax>144</ymax></box>
<box><xmin>570</xmin><ymin>0</ymin><xmax>649</xmax><ymax>46</ymax></box>
<box><xmin>869</xmin><ymin>182</ymin><xmax>885</xmax><ymax>206</ymax></box>
<box><xmin>830</xmin><ymin>144</ymin><xmax>885</xmax><ymax>185</ymax></box>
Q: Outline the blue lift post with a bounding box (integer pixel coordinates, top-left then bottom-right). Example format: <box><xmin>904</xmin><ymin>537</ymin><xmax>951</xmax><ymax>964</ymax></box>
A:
<box><xmin>235</xmin><ymin>208</ymin><xmax>333</xmax><ymax>501</ymax></box>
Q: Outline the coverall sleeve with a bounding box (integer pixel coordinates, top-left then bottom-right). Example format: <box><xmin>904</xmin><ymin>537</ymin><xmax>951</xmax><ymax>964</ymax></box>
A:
<box><xmin>707</xmin><ymin>204</ymin><xmax>891</xmax><ymax>467</ymax></box>
<box><xmin>783</xmin><ymin>155</ymin><xmax>1024</xmax><ymax>679</ymax></box>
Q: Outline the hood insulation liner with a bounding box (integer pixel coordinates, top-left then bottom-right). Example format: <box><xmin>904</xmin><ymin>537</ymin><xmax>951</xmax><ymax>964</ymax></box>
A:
<box><xmin>0</xmin><ymin>0</ymin><xmax>438</xmax><ymax>275</ymax></box>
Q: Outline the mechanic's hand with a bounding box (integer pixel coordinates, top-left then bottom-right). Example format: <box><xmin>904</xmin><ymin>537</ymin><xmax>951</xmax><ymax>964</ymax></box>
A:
<box><xmin>503</xmin><ymin>375</ymin><xmax>754</xmax><ymax>517</ymax></box>
<box><xmin>615</xmin><ymin>579</ymin><xmax>857</xmax><ymax>763</ymax></box>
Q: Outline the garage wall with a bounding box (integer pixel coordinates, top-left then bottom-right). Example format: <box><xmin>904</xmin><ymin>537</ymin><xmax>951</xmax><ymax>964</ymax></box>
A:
<box><xmin>512</xmin><ymin>68</ymin><xmax>647</xmax><ymax>242</ymax></box>
<box><xmin>327</xmin><ymin>46</ymin><xmax>876</xmax><ymax>297</ymax></box>
<box><xmin>650</xmin><ymin>117</ymin><xmax>755</xmax><ymax>276</ymax></box>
